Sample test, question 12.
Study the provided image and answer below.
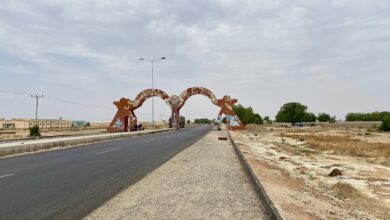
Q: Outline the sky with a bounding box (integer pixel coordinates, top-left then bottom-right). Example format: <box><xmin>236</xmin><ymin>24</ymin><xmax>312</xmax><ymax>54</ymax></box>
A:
<box><xmin>1</xmin><ymin>0</ymin><xmax>389</xmax><ymax>122</ymax></box>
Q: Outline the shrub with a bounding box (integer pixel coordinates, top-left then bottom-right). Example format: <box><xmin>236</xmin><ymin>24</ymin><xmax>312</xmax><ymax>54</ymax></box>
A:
<box><xmin>194</xmin><ymin>118</ymin><xmax>212</xmax><ymax>124</ymax></box>
<box><xmin>29</xmin><ymin>125</ymin><xmax>41</xmax><ymax>137</ymax></box>
<box><xmin>379</xmin><ymin>115</ymin><xmax>390</xmax><ymax>131</ymax></box>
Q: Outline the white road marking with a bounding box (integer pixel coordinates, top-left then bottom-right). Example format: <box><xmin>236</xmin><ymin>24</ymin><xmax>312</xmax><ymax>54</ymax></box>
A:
<box><xmin>145</xmin><ymin>139</ymin><xmax>155</xmax><ymax>143</ymax></box>
<box><xmin>0</xmin><ymin>173</ymin><xmax>15</xmax><ymax>179</ymax></box>
<box><xmin>96</xmin><ymin>148</ymin><xmax>121</xmax><ymax>155</ymax></box>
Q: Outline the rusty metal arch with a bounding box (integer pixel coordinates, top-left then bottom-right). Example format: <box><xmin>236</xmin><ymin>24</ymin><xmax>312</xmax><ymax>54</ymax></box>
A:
<box><xmin>107</xmin><ymin>87</ymin><xmax>246</xmax><ymax>132</ymax></box>
<box><xmin>133</xmin><ymin>89</ymin><xmax>171</xmax><ymax>110</ymax></box>
<box><xmin>176</xmin><ymin>87</ymin><xmax>218</xmax><ymax>110</ymax></box>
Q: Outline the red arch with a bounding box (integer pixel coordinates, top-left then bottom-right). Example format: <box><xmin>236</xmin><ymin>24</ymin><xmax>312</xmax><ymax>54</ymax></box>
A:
<box><xmin>133</xmin><ymin>89</ymin><xmax>171</xmax><ymax>110</ymax></box>
<box><xmin>177</xmin><ymin>87</ymin><xmax>218</xmax><ymax>110</ymax></box>
<box><xmin>107</xmin><ymin>87</ymin><xmax>246</xmax><ymax>132</ymax></box>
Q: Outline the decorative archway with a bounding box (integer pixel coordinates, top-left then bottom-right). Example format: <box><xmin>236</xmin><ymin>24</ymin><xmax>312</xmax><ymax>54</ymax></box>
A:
<box><xmin>107</xmin><ymin>89</ymin><xmax>171</xmax><ymax>132</ymax></box>
<box><xmin>107</xmin><ymin>87</ymin><xmax>246</xmax><ymax>132</ymax></box>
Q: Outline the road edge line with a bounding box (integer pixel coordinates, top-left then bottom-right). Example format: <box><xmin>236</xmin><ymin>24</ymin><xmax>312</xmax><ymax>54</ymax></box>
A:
<box><xmin>227</xmin><ymin>130</ymin><xmax>283</xmax><ymax>220</ymax></box>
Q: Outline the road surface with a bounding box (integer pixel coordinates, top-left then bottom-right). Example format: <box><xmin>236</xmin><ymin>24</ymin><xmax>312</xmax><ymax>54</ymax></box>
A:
<box><xmin>0</xmin><ymin>125</ymin><xmax>212</xmax><ymax>220</ymax></box>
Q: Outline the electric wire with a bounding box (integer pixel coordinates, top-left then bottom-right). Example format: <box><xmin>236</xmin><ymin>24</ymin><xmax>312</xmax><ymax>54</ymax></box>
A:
<box><xmin>0</xmin><ymin>89</ymin><xmax>113</xmax><ymax>111</ymax></box>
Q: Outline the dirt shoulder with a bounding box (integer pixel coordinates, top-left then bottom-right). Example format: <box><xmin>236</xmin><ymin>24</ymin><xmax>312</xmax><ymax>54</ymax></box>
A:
<box><xmin>231</xmin><ymin>126</ymin><xmax>390</xmax><ymax>220</ymax></box>
<box><xmin>85</xmin><ymin>129</ymin><xmax>266</xmax><ymax>219</ymax></box>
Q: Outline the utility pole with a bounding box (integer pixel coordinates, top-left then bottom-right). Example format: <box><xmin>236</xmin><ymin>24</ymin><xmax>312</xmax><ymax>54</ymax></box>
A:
<box><xmin>31</xmin><ymin>94</ymin><xmax>44</xmax><ymax>127</ymax></box>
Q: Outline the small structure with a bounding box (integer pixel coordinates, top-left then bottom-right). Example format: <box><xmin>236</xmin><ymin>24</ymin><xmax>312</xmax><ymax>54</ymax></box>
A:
<box><xmin>0</xmin><ymin>118</ymin><xmax>72</xmax><ymax>129</ymax></box>
<box><xmin>107</xmin><ymin>87</ymin><xmax>246</xmax><ymax>132</ymax></box>
<box><xmin>89</xmin><ymin>121</ymin><xmax>111</xmax><ymax>128</ymax></box>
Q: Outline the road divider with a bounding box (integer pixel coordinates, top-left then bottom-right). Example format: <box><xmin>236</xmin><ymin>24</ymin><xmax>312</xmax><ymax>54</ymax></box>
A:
<box><xmin>0</xmin><ymin>128</ymin><xmax>174</xmax><ymax>158</ymax></box>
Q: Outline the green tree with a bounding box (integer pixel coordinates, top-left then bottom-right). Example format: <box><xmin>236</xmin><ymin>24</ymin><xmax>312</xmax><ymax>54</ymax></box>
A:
<box><xmin>232</xmin><ymin>104</ymin><xmax>263</xmax><ymax>125</ymax></box>
<box><xmin>317</xmin><ymin>113</ymin><xmax>331</xmax><ymax>122</ymax></box>
<box><xmin>253</xmin><ymin>114</ymin><xmax>262</xmax><ymax>125</ymax></box>
<box><xmin>303</xmin><ymin>112</ymin><xmax>317</xmax><ymax>122</ymax></box>
<box><xmin>275</xmin><ymin>102</ymin><xmax>308</xmax><ymax>124</ymax></box>
<box><xmin>379</xmin><ymin>115</ymin><xmax>390</xmax><ymax>131</ymax></box>
<box><xmin>263</xmin><ymin>116</ymin><xmax>272</xmax><ymax>124</ymax></box>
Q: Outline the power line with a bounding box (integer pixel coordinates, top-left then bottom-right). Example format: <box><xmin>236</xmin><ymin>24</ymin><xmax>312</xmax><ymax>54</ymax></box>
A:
<box><xmin>0</xmin><ymin>89</ymin><xmax>113</xmax><ymax>111</ymax></box>
<box><xmin>0</xmin><ymin>89</ymin><xmax>30</xmax><ymax>95</ymax></box>
<box><xmin>45</xmin><ymin>96</ymin><xmax>113</xmax><ymax>111</ymax></box>
<box><xmin>1</xmin><ymin>89</ymin><xmax>168</xmax><ymax>115</ymax></box>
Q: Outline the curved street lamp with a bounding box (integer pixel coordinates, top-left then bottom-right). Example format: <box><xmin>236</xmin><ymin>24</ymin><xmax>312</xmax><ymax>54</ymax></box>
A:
<box><xmin>139</xmin><ymin>57</ymin><xmax>167</xmax><ymax>127</ymax></box>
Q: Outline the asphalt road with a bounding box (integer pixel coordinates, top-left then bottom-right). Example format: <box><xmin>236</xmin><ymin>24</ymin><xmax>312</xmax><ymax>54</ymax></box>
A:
<box><xmin>0</xmin><ymin>125</ymin><xmax>212</xmax><ymax>220</ymax></box>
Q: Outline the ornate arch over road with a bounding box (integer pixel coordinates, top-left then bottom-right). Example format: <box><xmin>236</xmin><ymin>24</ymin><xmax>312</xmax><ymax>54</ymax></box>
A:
<box><xmin>107</xmin><ymin>87</ymin><xmax>246</xmax><ymax>132</ymax></box>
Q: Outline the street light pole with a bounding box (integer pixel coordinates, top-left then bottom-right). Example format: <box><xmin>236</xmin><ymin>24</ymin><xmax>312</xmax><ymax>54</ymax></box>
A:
<box><xmin>151</xmin><ymin>60</ymin><xmax>154</xmax><ymax>127</ymax></box>
<box><xmin>139</xmin><ymin>57</ymin><xmax>166</xmax><ymax>128</ymax></box>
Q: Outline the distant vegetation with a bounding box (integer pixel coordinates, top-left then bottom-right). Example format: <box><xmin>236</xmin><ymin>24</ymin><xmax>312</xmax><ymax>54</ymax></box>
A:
<box><xmin>275</xmin><ymin>102</ymin><xmax>317</xmax><ymax>124</ymax></box>
<box><xmin>263</xmin><ymin>116</ymin><xmax>272</xmax><ymax>124</ymax></box>
<box><xmin>194</xmin><ymin>118</ymin><xmax>212</xmax><ymax>124</ymax></box>
<box><xmin>232</xmin><ymin>104</ymin><xmax>263</xmax><ymax>125</ymax></box>
<box><xmin>345</xmin><ymin>111</ymin><xmax>390</xmax><ymax>122</ymax></box>
<box><xmin>317</xmin><ymin>113</ymin><xmax>336</xmax><ymax>122</ymax></box>
<box><xmin>230</xmin><ymin>102</ymin><xmax>389</xmax><ymax>131</ymax></box>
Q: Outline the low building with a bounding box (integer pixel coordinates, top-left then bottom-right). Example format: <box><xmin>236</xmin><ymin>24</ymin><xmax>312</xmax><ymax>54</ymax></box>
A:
<box><xmin>89</xmin><ymin>121</ymin><xmax>110</xmax><ymax>128</ymax></box>
<box><xmin>72</xmin><ymin>121</ymin><xmax>89</xmax><ymax>127</ymax></box>
<box><xmin>0</xmin><ymin>118</ymin><xmax>72</xmax><ymax>129</ymax></box>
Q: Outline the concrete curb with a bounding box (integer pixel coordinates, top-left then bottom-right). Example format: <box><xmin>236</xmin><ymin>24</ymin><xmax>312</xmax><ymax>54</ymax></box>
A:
<box><xmin>0</xmin><ymin>129</ymin><xmax>174</xmax><ymax>157</ymax></box>
<box><xmin>227</xmin><ymin>131</ymin><xmax>283</xmax><ymax>220</ymax></box>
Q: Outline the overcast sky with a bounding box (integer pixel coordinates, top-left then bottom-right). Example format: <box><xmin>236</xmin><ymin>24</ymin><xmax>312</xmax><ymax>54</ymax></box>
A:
<box><xmin>1</xmin><ymin>0</ymin><xmax>389</xmax><ymax>122</ymax></box>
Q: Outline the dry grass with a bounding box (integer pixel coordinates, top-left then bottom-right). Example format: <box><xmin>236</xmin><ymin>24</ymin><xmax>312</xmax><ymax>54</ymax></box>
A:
<box><xmin>280</xmin><ymin>133</ymin><xmax>390</xmax><ymax>159</ymax></box>
<box><xmin>332</xmin><ymin>182</ymin><xmax>390</xmax><ymax>220</ymax></box>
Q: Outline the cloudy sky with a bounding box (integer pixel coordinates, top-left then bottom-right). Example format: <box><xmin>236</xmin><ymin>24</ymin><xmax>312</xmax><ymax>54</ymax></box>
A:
<box><xmin>1</xmin><ymin>0</ymin><xmax>389</xmax><ymax>122</ymax></box>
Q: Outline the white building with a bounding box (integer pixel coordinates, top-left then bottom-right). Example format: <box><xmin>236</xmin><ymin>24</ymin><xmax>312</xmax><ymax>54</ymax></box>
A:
<box><xmin>0</xmin><ymin>118</ymin><xmax>72</xmax><ymax>129</ymax></box>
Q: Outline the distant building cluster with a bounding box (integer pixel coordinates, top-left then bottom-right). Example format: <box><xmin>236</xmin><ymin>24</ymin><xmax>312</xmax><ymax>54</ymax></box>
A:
<box><xmin>0</xmin><ymin>118</ymin><xmax>110</xmax><ymax>129</ymax></box>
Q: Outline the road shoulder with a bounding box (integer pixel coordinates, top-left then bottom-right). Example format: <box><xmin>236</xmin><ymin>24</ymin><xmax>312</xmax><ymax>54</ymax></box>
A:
<box><xmin>85</xmin><ymin>129</ymin><xmax>265</xmax><ymax>219</ymax></box>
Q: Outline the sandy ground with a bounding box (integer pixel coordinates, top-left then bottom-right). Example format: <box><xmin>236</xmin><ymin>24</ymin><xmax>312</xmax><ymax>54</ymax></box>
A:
<box><xmin>231</xmin><ymin>126</ymin><xmax>390</xmax><ymax>220</ymax></box>
<box><xmin>85</xmin><ymin>129</ymin><xmax>265</xmax><ymax>219</ymax></box>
